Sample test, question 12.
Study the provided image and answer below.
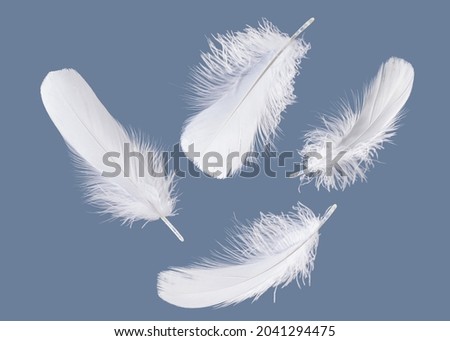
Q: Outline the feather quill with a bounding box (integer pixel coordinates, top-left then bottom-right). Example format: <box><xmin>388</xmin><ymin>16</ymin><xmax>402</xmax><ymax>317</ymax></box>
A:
<box><xmin>295</xmin><ymin>57</ymin><xmax>414</xmax><ymax>190</ymax></box>
<box><xmin>40</xmin><ymin>69</ymin><xmax>183</xmax><ymax>241</ymax></box>
<box><xmin>157</xmin><ymin>202</ymin><xmax>336</xmax><ymax>308</ymax></box>
<box><xmin>180</xmin><ymin>18</ymin><xmax>314</xmax><ymax>178</ymax></box>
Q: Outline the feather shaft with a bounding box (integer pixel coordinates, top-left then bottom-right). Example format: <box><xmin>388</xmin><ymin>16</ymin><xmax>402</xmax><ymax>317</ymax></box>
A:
<box><xmin>222</xmin><ymin>17</ymin><xmax>315</xmax><ymax>127</ymax></box>
<box><xmin>161</xmin><ymin>216</ymin><xmax>184</xmax><ymax>242</ymax></box>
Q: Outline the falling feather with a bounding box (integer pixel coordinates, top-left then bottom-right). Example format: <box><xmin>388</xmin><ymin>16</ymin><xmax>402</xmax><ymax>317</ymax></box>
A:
<box><xmin>40</xmin><ymin>69</ymin><xmax>183</xmax><ymax>241</ymax></box>
<box><xmin>180</xmin><ymin>18</ymin><xmax>313</xmax><ymax>178</ymax></box>
<box><xmin>296</xmin><ymin>57</ymin><xmax>414</xmax><ymax>190</ymax></box>
<box><xmin>157</xmin><ymin>202</ymin><xmax>336</xmax><ymax>308</ymax></box>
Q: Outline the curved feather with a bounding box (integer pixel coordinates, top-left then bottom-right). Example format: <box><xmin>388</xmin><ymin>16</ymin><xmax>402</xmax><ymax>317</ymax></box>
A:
<box><xmin>181</xmin><ymin>18</ymin><xmax>313</xmax><ymax>178</ymax></box>
<box><xmin>41</xmin><ymin>69</ymin><xmax>183</xmax><ymax>241</ymax></box>
<box><xmin>298</xmin><ymin>57</ymin><xmax>414</xmax><ymax>190</ymax></box>
<box><xmin>157</xmin><ymin>203</ymin><xmax>336</xmax><ymax>308</ymax></box>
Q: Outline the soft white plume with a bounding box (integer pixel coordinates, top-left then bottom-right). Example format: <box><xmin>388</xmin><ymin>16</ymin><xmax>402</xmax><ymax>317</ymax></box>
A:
<box><xmin>157</xmin><ymin>202</ymin><xmax>336</xmax><ymax>308</ymax></box>
<box><xmin>41</xmin><ymin>69</ymin><xmax>183</xmax><ymax>241</ymax></box>
<box><xmin>181</xmin><ymin>18</ymin><xmax>313</xmax><ymax>179</ymax></box>
<box><xmin>297</xmin><ymin>57</ymin><xmax>414</xmax><ymax>190</ymax></box>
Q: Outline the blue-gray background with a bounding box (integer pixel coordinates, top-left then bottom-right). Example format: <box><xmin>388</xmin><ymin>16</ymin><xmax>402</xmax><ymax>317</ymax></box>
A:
<box><xmin>0</xmin><ymin>1</ymin><xmax>448</xmax><ymax>320</ymax></box>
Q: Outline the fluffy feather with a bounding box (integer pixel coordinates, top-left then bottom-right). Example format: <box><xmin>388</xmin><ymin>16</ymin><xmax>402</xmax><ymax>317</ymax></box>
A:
<box><xmin>180</xmin><ymin>18</ymin><xmax>313</xmax><ymax>178</ymax></box>
<box><xmin>297</xmin><ymin>57</ymin><xmax>414</xmax><ymax>190</ymax></box>
<box><xmin>40</xmin><ymin>69</ymin><xmax>183</xmax><ymax>241</ymax></box>
<box><xmin>157</xmin><ymin>202</ymin><xmax>336</xmax><ymax>308</ymax></box>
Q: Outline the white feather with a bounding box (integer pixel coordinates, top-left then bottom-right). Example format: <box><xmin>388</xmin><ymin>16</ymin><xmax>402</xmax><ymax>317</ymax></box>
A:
<box><xmin>180</xmin><ymin>18</ymin><xmax>313</xmax><ymax>178</ymax></box>
<box><xmin>157</xmin><ymin>202</ymin><xmax>336</xmax><ymax>308</ymax></box>
<box><xmin>40</xmin><ymin>69</ymin><xmax>183</xmax><ymax>241</ymax></box>
<box><xmin>297</xmin><ymin>57</ymin><xmax>414</xmax><ymax>190</ymax></box>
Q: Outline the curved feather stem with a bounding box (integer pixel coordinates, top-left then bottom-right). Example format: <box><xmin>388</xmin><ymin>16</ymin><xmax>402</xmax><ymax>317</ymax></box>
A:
<box><xmin>161</xmin><ymin>216</ymin><xmax>184</xmax><ymax>242</ymax></box>
<box><xmin>232</xmin><ymin>17</ymin><xmax>314</xmax><ymax>117</ymax></box>
<box><xmin>291</xmin><ymin>17</ymin><xmax>315</xmax><ymax>40</ymax></box>
<box><xmin>230</xmin><ymin>17</ymin><xmax>315</xmax><ymax>117</ymax></box>
<box><xmin>229</xmin><ymin>204</ymin><xmax>336</xmax><ymax>286</ymax></box>
<box><xmin>299</xmin><ymin>204</ymin><xmax>336</xmax><ymax>239</ymax></box>
<box><xmin>321</xmin><ymin>204</ymin><xmax>337</xmax><ymax>225</ymax></box>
